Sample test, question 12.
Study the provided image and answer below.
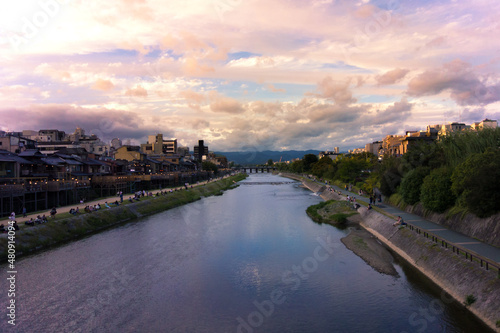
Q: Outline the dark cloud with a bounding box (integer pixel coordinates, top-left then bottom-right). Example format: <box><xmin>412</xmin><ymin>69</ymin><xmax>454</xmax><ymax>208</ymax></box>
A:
<box><xmin>372</xmin><ymin>97</ymin><xmax>413</xmax><ymax>125</ymax></box>
<box><xmin>407</xmin><ymin>59</ymin><xmax>500</xmax><ymax>106</ymax></box>
<box><xmin>307</xmin><ymin>103</ymin><xmax>365</xmax><ymax>123</ymax></box>
<box><xmin>0</xmin><ymin>104</ymin><xmax>172</xmax><ymax>143</ymax></box>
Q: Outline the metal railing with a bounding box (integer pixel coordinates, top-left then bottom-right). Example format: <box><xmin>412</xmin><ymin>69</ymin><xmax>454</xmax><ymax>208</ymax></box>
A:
<box><xmin>406</xmin><ymin>224</ymin><xmax>500</xmax><ymax>277</ymax></box>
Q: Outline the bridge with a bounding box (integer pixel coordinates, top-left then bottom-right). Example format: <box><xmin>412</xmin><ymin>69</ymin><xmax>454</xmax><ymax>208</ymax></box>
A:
<box><xmin>236</xmin><ymin>166</ymin><xmax>278</xmax><ymax>173</ymax></box>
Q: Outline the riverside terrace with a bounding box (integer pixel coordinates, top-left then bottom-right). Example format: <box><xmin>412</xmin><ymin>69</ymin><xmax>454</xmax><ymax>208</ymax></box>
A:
<box><xmin>0</xmin><ymin>171</ymin><xmax>223</xmax><ymax>219</ymax></box>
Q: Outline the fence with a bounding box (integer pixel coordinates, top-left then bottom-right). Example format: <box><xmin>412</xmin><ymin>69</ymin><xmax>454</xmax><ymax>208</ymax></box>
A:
<box><xmin>406</xmin><ymin>224</ymin><xmax>500</xmax><ymax>277</ymax></box>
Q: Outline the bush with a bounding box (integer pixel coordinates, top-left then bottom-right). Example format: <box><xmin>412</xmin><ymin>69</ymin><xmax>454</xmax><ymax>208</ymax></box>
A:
<box><xmin>420</xmin><ymin>167</ymin><xmax>455</xmax><ymax>213</ymax></box>
<box><xmin>380</xmin><ymin>168</ymin><xmax>401</xmax><ymax>197</ymax></box>
<box><xmin>399</xmin><ymin>167</ymin><xmax>430</xmax><ymax>205</ymax></box>
<box><xmin>451</xmin><ymin>148</ymin><xmax>500</xmax><ymax>218</ymax></box>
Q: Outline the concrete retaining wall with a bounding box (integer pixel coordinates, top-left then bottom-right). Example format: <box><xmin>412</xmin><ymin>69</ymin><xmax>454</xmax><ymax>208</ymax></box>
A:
<box><xmin>360</xmin><ymin>208</ymin><xmax>500</xmax><ymax>331</ymax></box>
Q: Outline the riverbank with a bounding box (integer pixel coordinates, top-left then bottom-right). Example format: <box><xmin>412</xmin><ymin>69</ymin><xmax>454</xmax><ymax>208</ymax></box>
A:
<box><xmin>0</xmin><ymin>173</ymin><xmax>247</xmax><ymax>261</ymax></box>
<box><xmin>282</xmin><ymin>173</ymin><xmax>500</xmax><ymax>331</ymax></box>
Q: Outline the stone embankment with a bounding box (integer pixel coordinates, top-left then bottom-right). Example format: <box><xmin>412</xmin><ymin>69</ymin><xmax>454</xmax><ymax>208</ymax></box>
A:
<box><xmin>0</xmin><ymin>174</ymin><xmax>247</xmax><ymax>261</ymax></box>
<box><xmin>360</xmin><ymin>208</ymin><xmax>500</xmax><ymax>331</ymax></box>
<box><xmin>283</xmin><ymin>173</ymin><xmax>500</xmax><ymax>331</ymax></box>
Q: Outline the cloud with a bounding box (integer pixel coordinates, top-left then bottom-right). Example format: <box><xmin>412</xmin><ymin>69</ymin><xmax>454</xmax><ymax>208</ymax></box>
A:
<box><xmin>407</xmin><ymin>59</ymin><xmax>500</xmax><ymax>106</ymax></box>
<box><xmin>313</xmin><ymin>76</ymin><xmax>356</xmax><ymax>105</ymax></box>
<box><xmin>307</xmin><ymin>103</ymin><xmax>365</xmax><ymax>123</ymax></box>
<box><xmin>376</xmin><ymin>68</ymin><xmax>409</xmax><ymax>85</ymax></box>
<box><xmin>209</xmin><ymin>93</ymin><xmax>245</xmax><ymax>114</ymax></box>
<box><xmin>92</xmin><ymin>79</ymin><xmax>115</xmax><ymax>91</ymax></box>
<box><xmin>0</xmin><ymin>104</ymin><xmax>170</xmax><ymax>142</ymax></box>
<box><xmin>191</xmin><ymin>119</ymin><xmax>210</xmax><ymax>129</ymax></box>
<box><xmin>266</xmin><ymin>84</ymin><xmax>286</xmax><ymax>93</ymax></box>
<box><xmin>179</xmin><ymin>90</ymin><xmax>206</xmax><ymax>104</ymax></box>
<box><xmin>372</xmin><ymin>97</ymin><xmax>413</xmax><ymax>125</ymax></box>
<box><xmin>125</xmin><ymin>85</ymin><xmax>148</xmax><ymax>98</ymax></box>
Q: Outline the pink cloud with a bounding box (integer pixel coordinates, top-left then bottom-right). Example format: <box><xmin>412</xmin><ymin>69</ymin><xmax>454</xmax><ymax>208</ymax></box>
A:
<box><xmin>92</xmin><ymin>79</ymin><xmax>115</xmax><ymax>91</ymax></box>
<box><xmin>125</xmin><ymin>85</ymin><xmax>148</xmax><ymax>97</ymax></box>
<box><xmin>376</xmin><ymin>68</ymin><xmax>409</xmax><ymax>85</ymax></box>
<box><xmin>313</xmin><ymin>76</ymin><xmax>356</xmax><ymax>105</ymax></box>
<box><xmin>407</xmin><ymin>59</ymin><xmax>500</xmax><ymax>106</ymax></box>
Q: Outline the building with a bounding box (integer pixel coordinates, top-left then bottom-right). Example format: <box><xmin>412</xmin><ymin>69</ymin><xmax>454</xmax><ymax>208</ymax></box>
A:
<box><xmin>380</xmin><ymin>135</ymin><xmax>405</xmax><ymax>157</ymax></box>
<box><xmin>471</xmin><ymin>119</ymin><xmax>498</xmax><ymax>130</ymax></box>
<box><xmin>319</xmin><ymin>151</ymin><xmax>341</xmax><ymax>161</ymax></box>
<box><xmin>194</xmin><ymin>140</ymin><xmax>209</xmax><ymax>162</ymax></box>
<box><xmin>141</xmin><ymin>134</ymin><xmax>177</xmax><ymax>156</ymax></box>
<box><xmin>36</xmin><ymin>129</ymin><xmax>66</xmax><ymax>142</ymax></box>
<box><xmin>439</xmin><ymin>122</ymin><xmax>468</xmax><ymax>136</ymax></box>
<box><xmin>0</xmin><ymin>133</ymin><xmax>37</xmax><ymax>154</ymax></box>
<box><xmin>114</xmin><ymin>145</ymin><xmax>144</xmax><ymax>162</ymax></box>
<box><xmin>399</xmin><ymin>130</ymin><xmax>438</xmax><ymax>155</ymax></box>
<box><xmin>365</xmin><ymin>141</ymin><xmax>383</xmax><ymax>157</ymax></box>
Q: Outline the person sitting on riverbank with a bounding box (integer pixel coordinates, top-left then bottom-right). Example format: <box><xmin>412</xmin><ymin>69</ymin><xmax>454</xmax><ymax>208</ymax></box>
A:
<box><xmin>393</xmin><ymin>216</ymin><xmax>405</xmax><ymax>226</ymax></box>
<box><xmin>367</xmin><ymin>204</ymin><xmax>372</xmax><ymax>210</ymax></box>
<box><xmin>105</xmin><ymin>202</ymin><xmax>111</xmax><ymax>209</ymax></box>
<box><xmin>129</xmin><ymin>197</ymin><xmax>134</xmax><ymax>203</ymax></box>
<box><xmin>25</xmin><ymin>218</ymin><xmax>35</xmax><ymax>226</ymax></box>
<box><xmin>113</xmin><ymin>200</ymin><xmax>120</xmax><ymax>206</ymax></box>
<box><xmin>69</xmin><ymin>208</ymin><xmax>77</xmax><ymax>215</ymax></box>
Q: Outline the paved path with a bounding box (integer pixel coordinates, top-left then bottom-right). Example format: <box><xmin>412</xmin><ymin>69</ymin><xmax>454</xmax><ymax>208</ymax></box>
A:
<box><xmin>316</xmin><ymin>180</ymin><xmax>500</xmax><ymax>264</ymax></box>
<box><xmin>1</xmin><ymin>174</ymin><xmax>236</xmax><ymax>230</ymax></box>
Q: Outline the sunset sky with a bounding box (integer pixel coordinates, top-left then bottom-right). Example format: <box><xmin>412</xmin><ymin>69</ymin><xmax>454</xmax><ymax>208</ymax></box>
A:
<box><xmin>1</xmin><ymin>0</ymin><xmax>499</xmax><ymax>151</ymax></box>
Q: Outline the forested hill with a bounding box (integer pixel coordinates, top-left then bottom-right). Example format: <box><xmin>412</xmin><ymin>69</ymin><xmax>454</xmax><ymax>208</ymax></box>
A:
<box><xmin>215</xmin><ymin>150</ymin><xmax>322</xmax><ymax>166</ymax></box>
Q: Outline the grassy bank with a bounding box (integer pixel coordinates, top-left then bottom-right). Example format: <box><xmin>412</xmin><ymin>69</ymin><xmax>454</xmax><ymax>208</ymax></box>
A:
<box><xmin>306</xmin><ymin>200</ymin><xmax>358</xmax><ymax>225</ymax></box>
<box><xmin>0</xmin><ymin>173</ymin><xmax>247</xmax><ymax>261</ymax></box>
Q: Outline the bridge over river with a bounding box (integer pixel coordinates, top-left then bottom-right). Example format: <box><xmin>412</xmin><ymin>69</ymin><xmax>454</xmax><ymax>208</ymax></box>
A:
<box><xmin>237</xmin><ymin>166</ymin><xmax>278</xmax><ymax>173</ymax></box>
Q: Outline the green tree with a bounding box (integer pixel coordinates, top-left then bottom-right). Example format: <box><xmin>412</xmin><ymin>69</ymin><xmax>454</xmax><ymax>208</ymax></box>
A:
<box><xmin>311</xmin><ymin>156</ymin><xmax>334</xmax><ymax>178</ymax></box>
<box><xmin>420</xmin><ymin>167</ymin><xmax>455</xmax><ymax>213</ymax></box>
<box><xmin>290</xmin><ymin>160</ymin><xmax>304</xmax><ymax>173</ymax></box>
<box><xmin>302</xmin><ymin>154</ymin><xmax>319</xmax><ymax>172</ymax></box>
<box><xmin>267</xmin><ymin>159</ymin><xmax>274</xmax><ymax>166</ymax></box>
<box><xmin>202</xmin><ymin>161</ymin><xmax>218</xmax><ymax>174</ymax></box>
<box><xmin>451</xmin><ymin>148</ymin><xmax>500</xmax><ymax>217</ymax></box>
<box><xmin>399</xmin><ymin>166</ymin><xmax>430</xmax><ymax>205</ymax></box>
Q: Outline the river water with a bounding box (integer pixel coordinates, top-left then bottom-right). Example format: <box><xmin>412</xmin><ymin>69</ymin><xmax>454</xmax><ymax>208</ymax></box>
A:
<box><xmin>0</xmin><ymin>173</ymin><xmax>491</xmax><ymax>332</ymax></box>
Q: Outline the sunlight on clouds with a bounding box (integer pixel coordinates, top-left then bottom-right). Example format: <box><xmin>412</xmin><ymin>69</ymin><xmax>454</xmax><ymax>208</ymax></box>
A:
<box><xmin>0</xmin><ymin>0</ymin><xmax>499</xmax><ymax>150</ymax></box>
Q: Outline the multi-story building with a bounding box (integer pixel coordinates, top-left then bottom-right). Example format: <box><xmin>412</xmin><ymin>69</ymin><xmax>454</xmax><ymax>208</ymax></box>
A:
<box><xmin>471</xmin><ymin>118</ymin><xmax>498</xmax><ymax>130</ymax></box>
<box><xmin>0</xmin><ymin>133</ymin><xmax>37</xmax><ymax>154</ymax></box>
<box><xmin>319</xmin><ymin>151</ymin><xmax>341</xmax><ymax>161</ymax></box>
<box><xmin>141</xmin><ymin>134</ymin><xmax>177</xmax><ymax>156</ymax></box>
<box><xmin>365</xmin><ymin>141</ymin><xmax>383</xmax><ymax>157</ymax></box>
<box><xmin>194</xmin><ymin>140</ymin><xmax>209</xmax><ymax>162</ymax></box>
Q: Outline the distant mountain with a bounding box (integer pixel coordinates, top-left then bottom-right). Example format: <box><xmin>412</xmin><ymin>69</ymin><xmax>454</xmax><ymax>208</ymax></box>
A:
<box><xmin>215</xmin><ymin>150</ymin><xmax>322</xmax><ymax>166</ymax></box>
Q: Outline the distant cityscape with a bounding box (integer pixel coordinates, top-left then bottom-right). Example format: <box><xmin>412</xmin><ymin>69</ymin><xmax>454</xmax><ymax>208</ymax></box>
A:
<box><xmin>0</xmin><ymin>128</ymin><xmax>229</xmax><ymax>180</ymax></box>
<box><xmin>0</xmin><ymin>118</ymin><xmax>497</xmax><ymax>182</ymax></box>
<box><xmin>318</xmin><ymin>118</ymin><xmax>498</xmax><ymax>162</ymax></box>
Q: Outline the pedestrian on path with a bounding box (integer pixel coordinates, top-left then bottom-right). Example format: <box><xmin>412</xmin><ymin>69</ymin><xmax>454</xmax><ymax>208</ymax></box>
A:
<box><xmin>22</xmin><ymin>206</ymin><xmax>27</xmax><ymax>218</ymax></box>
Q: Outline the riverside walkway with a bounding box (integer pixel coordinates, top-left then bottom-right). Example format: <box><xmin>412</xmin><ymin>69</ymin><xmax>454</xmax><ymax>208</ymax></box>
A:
<box><xmin>1</xmin><ymin>174</ymin><xmax>238</xmax><ymax>230</ymax></box>
<box><xmin>325</xmin><ymin>182</ymin><xmax>500</xmax><ymax>265</ymax></box>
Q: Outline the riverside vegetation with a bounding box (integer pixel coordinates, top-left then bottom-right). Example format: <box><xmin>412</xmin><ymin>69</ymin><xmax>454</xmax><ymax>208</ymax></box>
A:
<box><xmin>276</xmin><ymin>128</ymin><xmax>500</xmax><ymax>245</ymax></box>
<box><xmin>0</xmin><ymin>174</ymin><xmax>247</xmax><ymax>261</ymax></box>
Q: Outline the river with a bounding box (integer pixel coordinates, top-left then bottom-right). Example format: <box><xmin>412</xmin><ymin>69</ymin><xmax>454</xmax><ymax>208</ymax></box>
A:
<box><xmin>0</xmin><ymin>173</ymin><xmax>491</xmax><ymax>332</ymax></box>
